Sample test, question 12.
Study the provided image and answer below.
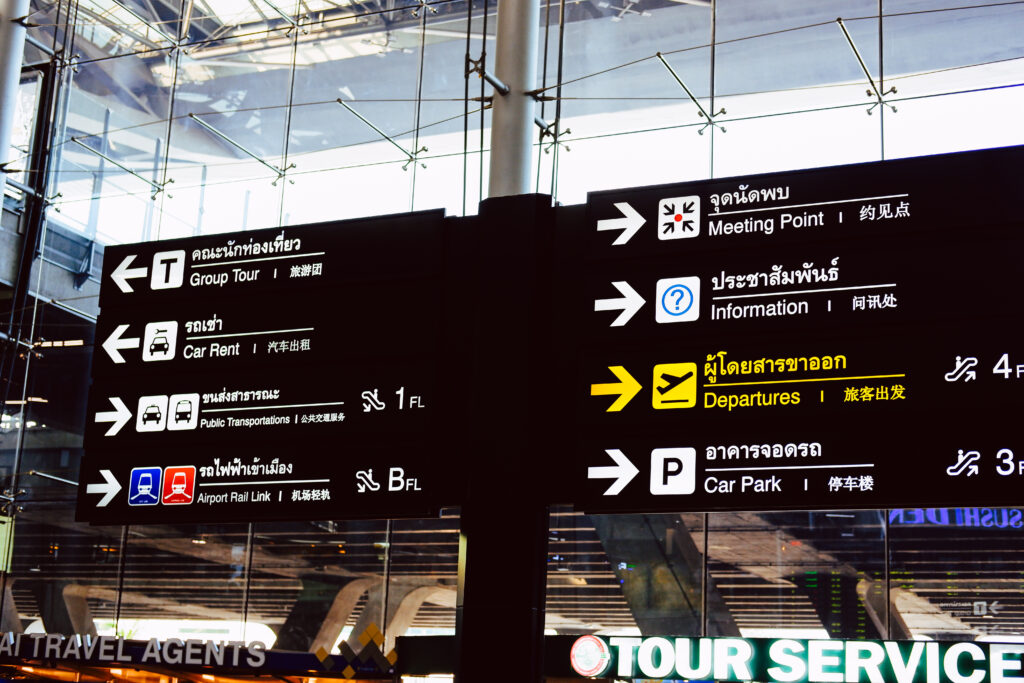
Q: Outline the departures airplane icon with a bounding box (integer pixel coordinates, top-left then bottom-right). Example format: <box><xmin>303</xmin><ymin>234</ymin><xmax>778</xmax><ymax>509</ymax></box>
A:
<box><xmin>656</xmin><ymin>369</ymin><xmax>693</xmax><ymax>396</ymax></box>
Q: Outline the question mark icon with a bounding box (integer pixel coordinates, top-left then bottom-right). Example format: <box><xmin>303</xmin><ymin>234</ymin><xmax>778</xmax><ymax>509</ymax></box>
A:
<box><xmin>656</xmin><ymin>277</ymin><xmax>700</xmax><ymax>323</ymax></box>
<box><xmin>661</xmin><ymin>284</ymin><xmax>693</xmax><ymax>316</ymax></box>
<box><xmin>670</xmin><ymin>288</ymin><xmax>685</xmax><ymax>311</ymax></box>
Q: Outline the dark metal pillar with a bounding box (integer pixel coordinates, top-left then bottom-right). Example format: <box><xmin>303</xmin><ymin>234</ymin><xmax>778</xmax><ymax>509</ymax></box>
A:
<box><xmin>454</xmin><ymin>195</ymin><xmax>555</xmax><ymax>683</ymax></box>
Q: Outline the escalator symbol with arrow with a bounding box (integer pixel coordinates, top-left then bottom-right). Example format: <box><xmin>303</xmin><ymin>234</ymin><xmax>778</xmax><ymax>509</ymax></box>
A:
<box><xmin>946</xmin><ymin>449</ymin><xmax>980</xmax><ymax>477</ymax></box>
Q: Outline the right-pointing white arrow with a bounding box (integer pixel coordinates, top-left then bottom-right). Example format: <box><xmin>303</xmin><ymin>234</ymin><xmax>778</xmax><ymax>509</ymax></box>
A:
<box><xmin>111</xmin><ymin>254</ymin><xmax>148</xmax><ymax>293</ymax></box>
<box><xmin>594</xmin><ymin>281</ymin><xmax>645</xmax><ymax>327</ymax></box>
<box><xmin>102</xmin><ymin>324</ymin><xmax>141</xmax><ymax>364</ymax></box>
<box><xmin>588</xmin><ymin>448</ymin><xmax>639</xmax><ymax>496</ymax></box>
<box><xmin>597</xmin><ymin>202</ymin><xmax>645</xmax><ymax>246</ymax></box>
<box><xmin>95</xmin><ymin>397</ymin><xmax>132</xmax><ymax>436</ymax></box>
<box><xmin>86</xmin><ymin>469</ymin><xmax>122</xmax><ymax>507</ymax></box>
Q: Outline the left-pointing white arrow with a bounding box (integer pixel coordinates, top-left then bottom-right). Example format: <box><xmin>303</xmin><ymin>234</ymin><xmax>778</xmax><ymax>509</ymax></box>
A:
<box><xmin>588</xmin><ymin>448</ymin><xmax>639</xmax><ymax>496</ymax></box>
<box><xmin>86</xmin><ymin>469</ymin><xmax>122</xmax><ymax>507</ymax></box>
<box><xmin>102</xmin><ymin>324</ymin><xmax>141</xmax><ymax>364</ymax></box>
<box><xmin>111</xmin><ymin>254</ymin><xmax>148</xmax><ymax>293</ymax></box>
<box><xmin>594</xmin><ymin>281</ymin><xmax>645</xmax><ymax>327</ymax></box>
<box><xmin>95</xmin><ymin>397</ymin><xmax>132</xmax><ymax>436</ymax></box>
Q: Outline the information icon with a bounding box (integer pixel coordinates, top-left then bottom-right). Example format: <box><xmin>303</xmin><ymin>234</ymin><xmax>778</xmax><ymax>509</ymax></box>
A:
<box><xmin>655</xmin><ymin>276</ymin><xmax>700</xmax><ymax>323</ymax></box>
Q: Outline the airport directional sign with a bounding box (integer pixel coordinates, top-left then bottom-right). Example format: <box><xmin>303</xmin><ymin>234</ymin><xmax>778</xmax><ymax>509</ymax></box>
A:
<box><xmin>79</xmin><ymin>209</ymin><xmax>462</xmax><ymax>522</ymax></box>
<box><xmin>557</xmin><ymin>145</ymin><xmax>1024</xmax><ymax>514</ymax></box>
<box><xmin>79</xmin><ymin>146</ymin><xmax>1024</xmax><ymax>522</ymax></box>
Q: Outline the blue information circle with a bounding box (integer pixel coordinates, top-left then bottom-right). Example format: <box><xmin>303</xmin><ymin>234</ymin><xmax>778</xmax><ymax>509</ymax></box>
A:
<box><xmin>661</xmin><ymin>284</ymin><xmax>694</xmax><ymax>316</ymax></box>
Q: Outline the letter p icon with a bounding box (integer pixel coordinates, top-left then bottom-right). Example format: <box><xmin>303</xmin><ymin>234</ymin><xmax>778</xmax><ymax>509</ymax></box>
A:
<box><xmin>650</xmin><ymin>448</ymin><xmax>696</xmax><ymax>495</ymax></box>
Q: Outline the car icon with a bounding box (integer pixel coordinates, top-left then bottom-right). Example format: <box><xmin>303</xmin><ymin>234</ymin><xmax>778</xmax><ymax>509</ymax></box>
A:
<box><xmin>149</xmin><ymin>330</ymin><xmax>170</xmax><ymax>355</ymax></box>
<box><xmin>142</xmin><ymin>404</ymin><xmax>163</xmax><ymax>424</ymax></box>
<box><xmin>174</xmin><ymin>399</ymin><xmax>193</xmax><ymax>423</ymax></box>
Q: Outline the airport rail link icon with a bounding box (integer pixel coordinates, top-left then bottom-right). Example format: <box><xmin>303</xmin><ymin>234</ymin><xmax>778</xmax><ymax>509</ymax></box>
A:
<box><xmin>128</xmin><ymin>465</ymin><xmax>195</xmax><ymax>506</ymax></box>
<box><xmin>162</xmin><ymin>466</ymin><xmax>196</xmax><ymax>505</ymax></box>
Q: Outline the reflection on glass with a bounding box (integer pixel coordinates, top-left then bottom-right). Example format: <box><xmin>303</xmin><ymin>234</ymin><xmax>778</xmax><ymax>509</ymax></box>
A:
<box><xmin>889</xmin><ymin>507</ymin><xmax>1024</xmax><ymax>641</ymax></box>
<box><xmin>118</xmin><ymin>523</ymin><xmax>249</xmax><ymax>638</ymax></box>
<box><xmin>546</xmin><ymin>509</ymin><xmax>710</xmax><ymax>636</ymax></box>
<box><xmin>706</xmin><ymin>511</ymin><xmax>885</xmax><ymax>640</ymax></box>
<box><xmin>383</xmin><ymin>515</ymin><xmax>460</xmax><ymax>648</ymax></box>
<box><xmin>249</xmin><ymin>518</ymin><xmax>388</xmax><ymax>652</ymax></box>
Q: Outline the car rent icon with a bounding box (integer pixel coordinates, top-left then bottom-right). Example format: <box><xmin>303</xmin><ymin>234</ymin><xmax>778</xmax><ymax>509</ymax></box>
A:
<box><xmin>142</xmin><ymin>321</ymin><xmax>178</xmax><ymax>362</ymax></box>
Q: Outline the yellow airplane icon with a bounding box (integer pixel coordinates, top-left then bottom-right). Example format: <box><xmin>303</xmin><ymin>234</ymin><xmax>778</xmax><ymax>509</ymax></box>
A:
<box><xmin>652</xmin><ymin>362</ymin><xmax>697</xmax><ymax>409</ymax></box>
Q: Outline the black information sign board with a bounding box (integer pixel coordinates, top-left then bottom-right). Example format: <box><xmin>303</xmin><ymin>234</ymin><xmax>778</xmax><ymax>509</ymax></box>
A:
<box><xmin>79</xmin><ymin>210</ymin><xmax>464</xmax><ymax>523</ymax></box>
<box><xmin>555</xmin><ymin>145</ymin><xmax>1024</xmax><ymax>514</ymax></box>
<box><xmin>78</xmin><ymin>146</ymin><xmax>1024</xmax><ymax>523</ymax></box>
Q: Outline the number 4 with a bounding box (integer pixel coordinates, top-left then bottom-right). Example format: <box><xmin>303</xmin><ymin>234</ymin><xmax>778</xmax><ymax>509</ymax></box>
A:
<box><xmin>993</xmin><ymin>353</ymin><xmax>1011</xmax><ymax>379</ymax></box>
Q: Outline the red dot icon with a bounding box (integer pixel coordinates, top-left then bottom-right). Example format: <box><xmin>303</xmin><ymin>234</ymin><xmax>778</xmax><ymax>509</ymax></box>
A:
<box><xmin>674</xmin><ymin>213</ymin><xmax>682</xmax><ymax>222</ymax></box>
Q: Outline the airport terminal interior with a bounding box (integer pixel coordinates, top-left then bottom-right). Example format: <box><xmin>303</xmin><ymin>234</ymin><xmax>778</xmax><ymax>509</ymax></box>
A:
<box><xmin>1</xmin><ymin>0</ymin><xmax>1024</xmax><ymax>681</ymax></box>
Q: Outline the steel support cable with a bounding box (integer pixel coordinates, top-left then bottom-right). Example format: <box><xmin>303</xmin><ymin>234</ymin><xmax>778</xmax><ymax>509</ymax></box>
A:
<box><xmin>409</xmin><ymin>0</ymin><xmax>430</xmax><ymax>209</ymax></box>
<box><xmin>478</xmin><ymin>0</ymin><xmax>487</xmax><ymax>204</ymax></box>
<box><xmin>709</xmin><ymin>0</ymin><xmax>717</xmax><ymax>178</ymax></box>
<box><xmin>461</xmin><ymin>0</ymin><xmax>472</xmax><ymax>214</ymax></box>
<box><xmin>275</xmin><ymin>0</ymin><xmax>302</xmax><ymax>227</ymax></box>
<box><xmin>535</xmin><ymin>0</ymin><xmax>552</xmax><ymax>193</ymax></box>
<box><xmin>549</xmin><ymin>0</ymin><xmax>565</xmax><ymax>200</ymax></box>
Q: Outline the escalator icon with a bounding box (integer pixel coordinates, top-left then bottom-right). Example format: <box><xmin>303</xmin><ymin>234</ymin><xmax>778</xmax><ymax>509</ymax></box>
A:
<box><xmin>946</xmin><ymin>449</ymin><xmax>980</xmax><ymax>477</ymax></box>
<box><xmin>944</xmin><ymin>356</ymin><xmax>977</xmax><ymax>382</ymax></box>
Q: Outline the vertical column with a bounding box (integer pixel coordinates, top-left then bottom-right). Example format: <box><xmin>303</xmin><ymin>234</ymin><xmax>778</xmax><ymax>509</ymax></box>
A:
<box><xmin>455</xmin><ymin>195</ymin><xmax>554</xmax><ymax>683</ymax></box>
<box><xmin>0</xmin><ymin>0</ymin><xmax>29</xmax><ymax>186</ymax></box>
<box><xmin>487</xmin><ymin>0</ymin><xmax>540</xmax><ymax>198</ymax></box>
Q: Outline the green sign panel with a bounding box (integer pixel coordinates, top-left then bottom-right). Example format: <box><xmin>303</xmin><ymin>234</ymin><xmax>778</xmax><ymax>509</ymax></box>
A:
<box><xmin>567</xmin><ymin>635</ymin><xmax>1024</xmax><ymax>682</ymax></box>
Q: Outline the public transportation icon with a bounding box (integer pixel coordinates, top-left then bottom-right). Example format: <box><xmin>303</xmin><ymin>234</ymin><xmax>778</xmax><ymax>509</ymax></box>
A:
<box><xmin>137</xmin><ymin>473</ymin><xmax>153</xmax><ymax>496</ymax></box>
<box><xmin>142</xmin><ymin>404</ymin><xmax>163</xmax><ymax>424</ymax></box>
<box><xmin>149</xmin><ymin>329</ymin><xmax>170</xmax><ymax>355</ymax></box>
<box><xmin>174</xmin><ymin>399</ymin><xmax>193</xmax><ymax>423</ymax></box>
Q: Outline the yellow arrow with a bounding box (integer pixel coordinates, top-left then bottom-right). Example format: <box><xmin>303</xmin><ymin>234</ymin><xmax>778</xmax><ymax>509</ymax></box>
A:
<box><xmin>590</xmin><ymin>365</ymin><xmax>642</xmax><ymax>412</ymax></box>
